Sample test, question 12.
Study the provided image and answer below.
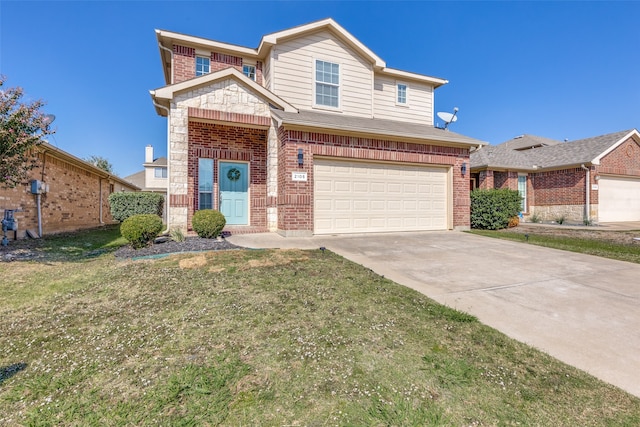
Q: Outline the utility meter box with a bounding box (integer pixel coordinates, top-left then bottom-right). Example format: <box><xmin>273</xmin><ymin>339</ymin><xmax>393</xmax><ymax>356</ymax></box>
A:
<box><xmin>31</xmin><ymin>180</ymin><xmax>43</xmax><ymax>194</ymax></box>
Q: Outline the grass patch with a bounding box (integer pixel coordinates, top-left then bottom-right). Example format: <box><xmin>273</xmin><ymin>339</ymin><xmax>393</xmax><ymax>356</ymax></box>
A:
<box><xmin>470</xmin><ymin>229</ymin><xmax>640</xmax><ymax>264</ymax></box>
<box><xmin>1</xmin><ymin>228</ymin><xmax>639</xmax><ymax>425</ymax></box>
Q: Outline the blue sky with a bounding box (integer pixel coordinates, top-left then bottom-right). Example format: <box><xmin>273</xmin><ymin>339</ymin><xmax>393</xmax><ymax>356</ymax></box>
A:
<box><xmin>2</xmin><ymin>1</ymin><xmax>639</xmax><ymax>177</ymax></box>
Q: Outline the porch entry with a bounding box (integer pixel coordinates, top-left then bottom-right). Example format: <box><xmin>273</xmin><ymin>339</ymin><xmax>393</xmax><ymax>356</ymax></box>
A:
<box><xmin>219</xmin><ymin>161</ymin><xmax>249</xmax><ymax>225</ymax></box>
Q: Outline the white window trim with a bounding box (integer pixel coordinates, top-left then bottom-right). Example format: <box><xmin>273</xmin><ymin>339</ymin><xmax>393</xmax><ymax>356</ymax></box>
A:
<box><xmin>198</xmin><ymin>158</ymin><xmax>214</xmax><ymax>210</ymax></box>
<box><xmin>312</xmin><ymin>58</ymin><xmax>341</xmax><ymax>111</ymax></box>
<box><xmin>518</xmin><ymin>173</ymin><xmax>528</xmax><ymax>212</ymax></box>
<box><xmin>396</xmin><ymin>81</ymin><xmax>409</xmax><ymax>106</ymax></box>
<box><xmin>154</xmin><ymin>167</ymin><xmax>167</xmax><ymax>179</ymax></box>
<box><xmin>195</xmin><ymin>55</ymin><xmax>210</xmax><ymax>77</ymax></box>
<box><xmin>242</xmin><ymin>64</ymin><xmax>257</xmax><ymax>81</ymax></box>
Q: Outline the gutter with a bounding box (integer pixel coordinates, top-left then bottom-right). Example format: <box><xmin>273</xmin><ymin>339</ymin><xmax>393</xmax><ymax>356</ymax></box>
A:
<box><xmin>157</xmin><ymin>41</ymin><xmax>174</xmax><ymax>85</ymax></box>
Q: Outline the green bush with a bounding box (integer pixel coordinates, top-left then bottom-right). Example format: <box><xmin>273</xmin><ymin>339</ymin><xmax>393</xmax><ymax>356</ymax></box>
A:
<box><xmin>470</xmin><ymin>189</ymin><xmax>522</xmax><ymax>230</ymax></box>
<box><xmin>192</xmin><ymin>209</ymin><xmax>226</xmax><ymax>238</ymax></box>
<box><xmin>120</xmin><ymin>214</ymin><xmax>163</xmax><ymax>249</ymax></box>
<box><xmin>108</xmin><ymin>192</ymin><xmax>164</xmax><ymax>222</ymax></box>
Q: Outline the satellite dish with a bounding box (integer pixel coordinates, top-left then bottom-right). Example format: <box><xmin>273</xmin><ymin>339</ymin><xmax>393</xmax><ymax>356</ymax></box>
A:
<box><xmin>43</xmin><ymin>114</ymin><xmax>56</xmax><ymax>126</ymax></box>
<box><xmin>436</xmin><ymin>107</ymin><xmax>459</xmax><ymax>130</ymax></box>
<box><xmin>437</xmin><ymin>112</ymin><xmax>457</xmax><ymax>123</ymax></box>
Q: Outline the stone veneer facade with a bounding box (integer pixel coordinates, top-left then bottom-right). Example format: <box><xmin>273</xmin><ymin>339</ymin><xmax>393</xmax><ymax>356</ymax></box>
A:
<box><xmin>168</xmin><ymin>78</ymin><xmax>278</xmax><ymax>232</ymax></box>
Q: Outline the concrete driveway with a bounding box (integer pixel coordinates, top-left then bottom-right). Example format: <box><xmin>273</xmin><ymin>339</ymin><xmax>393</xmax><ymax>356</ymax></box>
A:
<box><xmin>228</xmin><ymin>231</ymin><xmax>640</xmax><ymax>398</ymax></box>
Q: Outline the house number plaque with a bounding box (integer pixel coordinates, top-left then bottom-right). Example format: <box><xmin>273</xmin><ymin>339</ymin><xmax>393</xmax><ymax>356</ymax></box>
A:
<box><xmin>292</xmin><ymin>172</ymin><xmax>308</xmax><ymax>182</ymax></box>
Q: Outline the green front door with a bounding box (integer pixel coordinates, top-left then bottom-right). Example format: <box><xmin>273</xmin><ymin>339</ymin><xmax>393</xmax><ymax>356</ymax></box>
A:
<box><xmin>219</xmin><ymin>162</ymin><xmax>249</xmax><ymax>225</ymax></box>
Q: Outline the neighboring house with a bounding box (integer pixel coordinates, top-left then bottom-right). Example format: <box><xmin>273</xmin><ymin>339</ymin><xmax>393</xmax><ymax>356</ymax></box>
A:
<box><xmin>470</xmin><ymin>129</ymin><xmax>640</xmax><ymax>223</ymax></box>
<box><xmin>0</xmin><ymin>143</ymin><xmax>139</xmax><ymax>240</ymax></box>
<box><xmin>124</xmin><ymin>145</ymin><xmax>168</xmax><ymax>220</ymax></box>
<box><xmin>150</xmin><ymin>18</ymin><xmax>485</xmax><ymax>236</ymax></box>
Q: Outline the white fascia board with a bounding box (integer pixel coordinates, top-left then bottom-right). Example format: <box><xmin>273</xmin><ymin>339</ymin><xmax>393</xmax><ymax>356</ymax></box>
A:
<box><xmin>381</xmin><ymin>67</ymin><xmax>448</xmax><ymax>87</ymax></box>
<box><xmin>155</xmin><ymin>29</ymin><xmax>258</xmax><ymax>57</ymax></box>
<box><xmin>591</xmin><ymin>129</ymin><xmax>640</xmax><ymax>165</ymax></box>
<box><xmin>258</xmin><ymin>18</ymin><xmax>386</xmax><ymax>67</ymax></box>
<box><xmin>151</xmin><ymin>68</ymin><xmax>298</xmax><ymax>113</ymax></box>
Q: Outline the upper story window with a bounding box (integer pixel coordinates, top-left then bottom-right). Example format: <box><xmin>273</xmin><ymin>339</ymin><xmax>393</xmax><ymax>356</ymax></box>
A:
<box><xmin>154</xmin><ymin>167</ymin><xmax>167</xmax><ymax>179</ymax></box>
<box><xmin>196</xmin><ymin>56</ymin><xmax>210</xmax><ymax>76</ymax></box>
<box><xmin>315</xmin><ymin>60</ymin><xmax>339</xmax><ymax>108</ymax></box>
<box><xmin>397</xmin><ymin>83</ymin><xmax>407</xmax><ymax>105</ymax></box>
<box><xmin>243</xmin><ymin>64</ymin><xmax>256</xmax><ymax>81</ymax></box>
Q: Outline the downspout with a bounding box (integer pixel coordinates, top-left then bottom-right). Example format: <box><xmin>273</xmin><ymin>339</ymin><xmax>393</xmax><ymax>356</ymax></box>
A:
<box><xmin>158</xmin><ymin>42</ymin><xmax>174</xmax><ymax>85</ymax></box>
<box><xmin>153</xmin><ymin>100</ymin><xmax>171</xmax><ymax>232</ymax></box>
<box><xmin>99</xmin><ymin>177</ymin><xmax>104</xmax><ymax>224</ymax></box>
<box><xmin>581</xmin><ymin>164</ymin><xmax>590</xmax><ymax>224</ymax></box>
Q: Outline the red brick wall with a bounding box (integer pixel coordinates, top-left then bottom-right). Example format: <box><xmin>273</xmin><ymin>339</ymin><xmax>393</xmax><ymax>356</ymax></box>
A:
<box><xmin>172</xmin><ymin>44</ymin><xmax>263</xmax><ymax>85</ymax></box>
<box><xmin>0</xmin><ymin>152</ymin><xmax>127</xmax><ymax>239</ymax></box>
<box><xmin>531</xmin><ymin>168</ymin><xmax>587</xmax><ymax>206</ymax></box>
<box><xmin>597</xmin><ymin>136</ymin><xmax>640</xmax><ymax>178</ymax></box>
<box><xmin>173</xmin><ymin>45</ymin><xmax>195</xmax><ymax>83</ymax></box>
<box><xmin>477</xmin><ymin>170</ymin><xmax>494</xmax><ymax>189</ymax></box>
<box><xmin>187</xmin><ymin>121</ymin><xmax>268</xmax><ymax>230</ymax></box>
<box><xmin>277</xmin><ymin>129</ymin><xmax>470</xmax><ymax>232</ymax></box>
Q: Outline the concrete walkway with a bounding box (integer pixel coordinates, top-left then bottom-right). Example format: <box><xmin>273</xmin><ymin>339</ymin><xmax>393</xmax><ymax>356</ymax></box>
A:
<box><xmin>228</xmin><ymin>230</ymin><xmax>640</xmax><ymax>398</ymax></box>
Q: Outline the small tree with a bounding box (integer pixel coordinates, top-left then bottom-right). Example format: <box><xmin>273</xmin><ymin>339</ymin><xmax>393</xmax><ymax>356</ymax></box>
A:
<box><xmin>0</xmin><ymin>76</ymin><xmax>55</xmax><ymax>188</ymax></box>
<box><xmin>85</xmin><ymin>155</ymin><xmax>114</xmax><ymax>173</ymax></box>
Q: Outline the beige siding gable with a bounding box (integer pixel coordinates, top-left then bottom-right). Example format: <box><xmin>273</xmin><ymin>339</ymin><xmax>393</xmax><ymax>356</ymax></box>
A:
<box><xmin>373</xmin><ymin>75</ymin><xmax>434</xmax><ymax>125</ymax></box>
<box><xmin>272</xmin><ymin>30</ymin><xmax>373</xmax><ymax>117</ymax></box>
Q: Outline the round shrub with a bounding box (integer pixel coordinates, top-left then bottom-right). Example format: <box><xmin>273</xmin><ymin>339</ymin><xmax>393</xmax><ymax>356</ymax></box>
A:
<box><xmin>192</xmin><ymin>209</ymin><xmax>226</xmax><ymax>238</ymax></box>
<box><xmin>120</xmin><ymin>214</ymin><xmax>163</xmax><ymax>249</ymax></box>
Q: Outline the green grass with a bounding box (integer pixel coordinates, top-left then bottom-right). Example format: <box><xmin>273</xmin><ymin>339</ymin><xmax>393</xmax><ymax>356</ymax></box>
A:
<box><xmin>1</xmin><ymin>228</ymin><xmax>639</xmax><ymax>425</ymax></box>
<box><xmin>470</xmin><ymin>229</ymin><xmax>640</xmax><ymax>264</ymax></box>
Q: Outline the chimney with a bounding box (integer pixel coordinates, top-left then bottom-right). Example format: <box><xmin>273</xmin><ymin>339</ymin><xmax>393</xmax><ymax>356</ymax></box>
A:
<box><xmin>145</xmin><ymin>145</ymin><xmax>154</xmax><ymax>163</ymax></box>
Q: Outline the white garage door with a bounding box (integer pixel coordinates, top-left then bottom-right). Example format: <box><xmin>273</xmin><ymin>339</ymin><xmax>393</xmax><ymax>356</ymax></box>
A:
<box><xmin>314</xmin><ymin>158</ymin><xmax>449</xmax><ymax>234</ymax></box>
<box><xmin>598</xmin><ymin>176</ymin><xmax>640</xmax><ymax>222</ymax></box>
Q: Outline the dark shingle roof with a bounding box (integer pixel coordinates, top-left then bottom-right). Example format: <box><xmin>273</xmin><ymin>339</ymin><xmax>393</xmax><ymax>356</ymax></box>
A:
<box><xmin>498</xmin><ymin>134</ymin><xmax>561</xmax><ymax>150</ymax></box>
<box><xmin>124</xmin><ymin>170</ymin><xmax>145</xmax><ymax>188</ymax></box>
<box><xmin>271</xmin><ymin>109</ymin><xmax>487</xmax><ymax>147</ymax></box>
<box><xmin>471</xmin><ymin>129</ymin><xmax>637</xmax><ymax>171</ymax></box>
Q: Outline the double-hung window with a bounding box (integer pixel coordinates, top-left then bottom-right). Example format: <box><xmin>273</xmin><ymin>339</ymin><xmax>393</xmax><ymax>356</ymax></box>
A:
<box><xmin>243</xmin><ymin>64</ymin><xmax>256</xmax><ymax>81</ymax></box>
<box><xmin>397</xmin><ymin>83</ymin><xmax>407</xmax><ymax>105</ymax></box>
<box><xmin>154</xmin><ymin>167</ymin><xmax>167</xmax><ymax>179</ymax></box>
<box><xmin>315</xmin><ymin>60</ymin><xmax>339</xmax><ymax>108</ymax></box>
<box><xmin>196</xmin><ymin>56</ymin><xmax>210</xmax><ymax>76</ymax></box>
<box><xmin>198</xmin><ymin>159</ymin><xmax>214</xmax><ymax>210</ymax></box>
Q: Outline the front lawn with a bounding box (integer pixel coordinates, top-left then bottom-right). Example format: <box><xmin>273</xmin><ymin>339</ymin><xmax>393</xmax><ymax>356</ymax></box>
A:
<box><xmin>1</xmin><ymin>229</ymin><xmax>639</xmax><ymax>425</ymax></box>
<box><xmin>470</xmin><ymin>226</ymin><xmax>640</xmax><ymax>264</ymax></box>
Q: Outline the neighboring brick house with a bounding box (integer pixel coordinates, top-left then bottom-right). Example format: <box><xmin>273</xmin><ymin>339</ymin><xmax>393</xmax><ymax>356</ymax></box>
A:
<box><xmin>124</xmin><ymin>145</ymin><xmax>168</xmax><ymax>220</ymax></box>
<box><xmin>150</xmin><ymin>19</ymin><xmax>485</xmax><ymax>236</ymax></box>
<box><xmin>0</xmin><ymin>143</ymin><xmax>139</xmax><ymax>240</ymax></box>
<box><xmin>470</xmin><ymin>129</ymin><xmax>640</xmax><ymax>223</ymax></box>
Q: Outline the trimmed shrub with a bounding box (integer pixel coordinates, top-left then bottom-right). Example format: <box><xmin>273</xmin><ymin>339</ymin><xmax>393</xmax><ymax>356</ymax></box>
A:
<box><xmin>471</xmin><ymin>189</ymin><xmax>522</xmax><ymax>230</ymax></box>
<box><xmin>192</xmin><ymin>209</ymin><xmax>226</xmax><ymax>238</ymax></box>
<box><xmin>120</xmin><ymin>214</ymin><xmax>163</xmax><ymax>249</ymax></box>
<box><xmin>108</xmin><ymin>192</ymin><xmax>164</xmax><ymax>222</ymax></box>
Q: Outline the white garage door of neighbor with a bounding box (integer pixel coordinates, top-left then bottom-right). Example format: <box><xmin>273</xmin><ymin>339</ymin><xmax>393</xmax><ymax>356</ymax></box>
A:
<box><xmin>598</xmin><ymin>176</ymin><xmax>640</xmax><ymax>222</ymax></box>
<box><xmin>314</xmin><ymin>159</ymin><xmax>449</xmax><ymax>234</ymax></box>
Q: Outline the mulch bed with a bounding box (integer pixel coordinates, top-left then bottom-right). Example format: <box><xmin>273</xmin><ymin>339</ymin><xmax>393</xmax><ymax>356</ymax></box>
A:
<box><xmin>113</xmin><ymin>237</ymin><xmax>239</xmax><ymax>259</ymax></box>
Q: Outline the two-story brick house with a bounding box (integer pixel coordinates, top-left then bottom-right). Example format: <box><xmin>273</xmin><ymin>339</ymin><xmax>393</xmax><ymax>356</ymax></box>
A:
<box><xmin>150</xmin><ymin>19</ymin><xmax>485</xmax><ymax>236</ymax></box>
